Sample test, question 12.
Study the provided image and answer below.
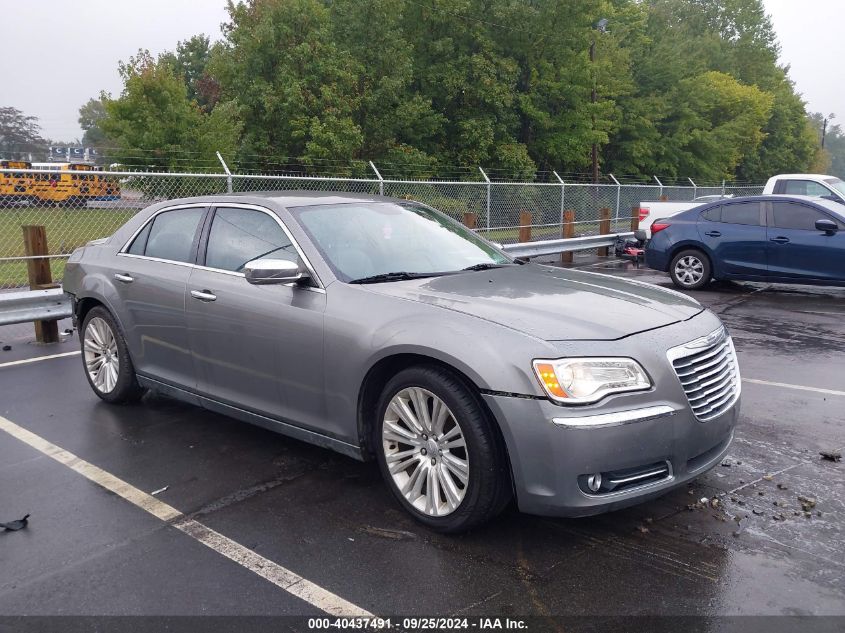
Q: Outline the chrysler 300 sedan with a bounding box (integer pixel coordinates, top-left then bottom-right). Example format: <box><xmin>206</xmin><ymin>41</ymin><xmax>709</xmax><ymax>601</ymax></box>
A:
<box><xmin>63</xmin><ymin>192</ymin><xmax>741</xmax><ymax>532</ymax></box>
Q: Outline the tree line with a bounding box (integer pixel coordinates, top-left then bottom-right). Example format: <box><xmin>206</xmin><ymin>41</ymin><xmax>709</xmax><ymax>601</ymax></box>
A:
<box><xmin>3</xmin><ymin>0</ymin><xmax>840</xmax><ymax>183</ymax></box>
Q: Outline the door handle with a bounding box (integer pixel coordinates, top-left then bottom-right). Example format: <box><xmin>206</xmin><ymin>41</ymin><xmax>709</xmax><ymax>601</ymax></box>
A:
<box><xmin>704</xmin><ymin>231</ymin><xmax>721</xmax><ymax>237</ymax></box>
<box><xmin>114</xmin><ymin>273</ymin><xmax>134</xmax><ymax>283</ymax></box>
<box><xmin>190</xmin><ymin>289</ymin><xmax>217</xmax><ymax>302</ymax></box>
<box><xmin>769</xmin><ymin>236</ymin><xmax>790</xmax><ymax>244</ymax></box>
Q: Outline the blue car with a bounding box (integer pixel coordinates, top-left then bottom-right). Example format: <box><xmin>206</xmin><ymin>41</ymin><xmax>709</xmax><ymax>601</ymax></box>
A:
<box><xmin>645</xmin><ymin>195</ymin><xmax>845</xmax><ymax>290</ymax></box>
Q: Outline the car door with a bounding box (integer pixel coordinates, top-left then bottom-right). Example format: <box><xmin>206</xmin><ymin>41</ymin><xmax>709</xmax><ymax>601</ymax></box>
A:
<box><xmin>765</xmin><ymin>200</ymin><xmax>845</xmax><ymax>283</ymax></box>
<box><xmin>186</xmin><ymin>204</ymin><xmax>327</xmax><ymax>427</ymax></box>
<box><xmin>696</xmin><ymin>201</ymin><xmax>767</xmax><ymax>279</ymax></box>
<box><xmin>114</xmin><ymin>204</ymin><xmax>208</xmax><ymax>388</ymax></box>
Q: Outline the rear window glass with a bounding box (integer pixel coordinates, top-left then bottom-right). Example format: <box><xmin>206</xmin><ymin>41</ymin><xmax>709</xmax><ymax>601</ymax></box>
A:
<box><xmin>720</xmin><ymin>202</ymin><xmax>760</xmax><ymax>226</ymax></box>
<box><xmin>138</xmin><ymin>207</ymin><xmax>205</xmax><ymax>263</ymax></box>
<box><xmin>701</xmin><ymin>206</ymin><xmax>721</xmax><ymax>222</ymax></box>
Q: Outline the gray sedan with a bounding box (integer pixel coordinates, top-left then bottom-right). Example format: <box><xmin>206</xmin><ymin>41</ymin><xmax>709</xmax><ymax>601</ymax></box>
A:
<box><xmin>63</xmin><ymin>192</ymin><xmax>740</xmax><ymax>532</ymax></box>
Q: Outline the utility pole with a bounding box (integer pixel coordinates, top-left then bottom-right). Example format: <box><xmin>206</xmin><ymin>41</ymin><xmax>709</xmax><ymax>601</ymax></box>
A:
<box><xmin>822</xmin><ymin>113</ymin><xmax>835</xmax><ymax>149</ymax></box>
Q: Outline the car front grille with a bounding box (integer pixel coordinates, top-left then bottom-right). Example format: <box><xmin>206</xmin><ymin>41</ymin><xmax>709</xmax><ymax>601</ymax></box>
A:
<box><xmin>669</xmin><ymin>327</ymin><xmax>740</xmax><ymax>421</ymax></box>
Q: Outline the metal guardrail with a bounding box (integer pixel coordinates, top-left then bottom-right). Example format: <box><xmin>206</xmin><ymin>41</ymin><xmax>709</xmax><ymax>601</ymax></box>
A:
<box><xmin>502</xmin><ymin>232</ymin><xmax>633</xmax><ymax>258</ymax></box>
<box><xmin>0</xmin><ymin>233</ymin><xmax>629</xmax><ymax>329</ymax></box>
<box><xmin>0</xmin><ymin>288</ymin><xmax>72</xmax><ymax>327</ymax></box>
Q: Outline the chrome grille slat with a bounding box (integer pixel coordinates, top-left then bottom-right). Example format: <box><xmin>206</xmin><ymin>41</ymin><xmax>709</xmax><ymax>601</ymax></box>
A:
<box><xmin>669</xmin><ymin>328</ymin><xmax>740</xmax><ymax>422</ymax></box>
<box><xmin>675</xmin><ymin>347</ymin><xmax>729</xmax><ymax>377</ymax></box>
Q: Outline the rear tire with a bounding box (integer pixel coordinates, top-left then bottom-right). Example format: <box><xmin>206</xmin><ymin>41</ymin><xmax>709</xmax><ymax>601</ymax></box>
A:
<box><xmin>375</xmin><ymin>365</ymin><xmax>511</xmax><ymax>533</ymax></box>
<box><xmin>80</xmin><ymin>306</ymin><xmax>144</xmax><ymax>404</ymax></box>
<box><xmin>669</xmin><ymin>249</ymin><xmax>711</xmax><ymax>290</ymax></box>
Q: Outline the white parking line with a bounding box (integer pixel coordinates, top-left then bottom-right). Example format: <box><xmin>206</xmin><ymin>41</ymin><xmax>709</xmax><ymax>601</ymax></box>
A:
<box><xmin>0</xmin><ymin>350</ymin><xmax>81</xmax><ymax>369</ymax></box>
<box><xmin>743</xmin><ymin>378</ymin><xmax>845</xmax><ymax>397</ymax></box>
<box><xmin>0</xmin><ymin>414</ymin><xmax>372</xmax><ymax>617</ymax></box>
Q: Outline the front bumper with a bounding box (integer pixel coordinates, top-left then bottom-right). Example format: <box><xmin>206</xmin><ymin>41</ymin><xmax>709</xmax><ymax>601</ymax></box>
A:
<box><xmin>483</xmin><ymin>392</ymin><xmax>738</xmax><ymax>517</ymax></box>
<box><xmin>483</xmin><ymin>313</ymin><xmax>740</xmax><ymax>517</ymax></box>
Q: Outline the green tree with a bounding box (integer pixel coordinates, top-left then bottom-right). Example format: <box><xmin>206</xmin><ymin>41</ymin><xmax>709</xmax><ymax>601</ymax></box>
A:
<box><xmin>0</xmin><ymin>106</ymin><xmax>47</xmax><ymax>159</ymax></box>
<box><xmin>213</xmin><ymin>0</ymin><xmax>362</xmax><ymax>172</ymax></box>
<box><xmin>78</xmin><ymin>97</ymin><xmax>109</xmax><ymax>150</ymax></box>
<box><xmin>100</xmin><ymin>50</ymin><xmax>240</xmax><ymax>173</ymax></box>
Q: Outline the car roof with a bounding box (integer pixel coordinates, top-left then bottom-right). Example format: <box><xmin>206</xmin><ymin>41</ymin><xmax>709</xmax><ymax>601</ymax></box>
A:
<box><xmin>768</xmin><ymin>174</ymin><xmax>839</xmax><ymax>181</ymax></box>
<box><xmin>148</xmin><ymin>190</ymin><xmax>411</xmax><ymax>209</ymax></box>
<box><xmin>684</xmin><ymin>194</ymin><xmax>845</xmax><ymax>218</ymax></box>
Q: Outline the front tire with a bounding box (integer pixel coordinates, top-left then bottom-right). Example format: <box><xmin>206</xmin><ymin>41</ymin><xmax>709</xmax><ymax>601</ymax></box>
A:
<box><xmin>669</xmin><ymin>248</ymin><xmax>711</xmax><ymax>290</ymax></box>
<box><xmin>81</xmin><ymin>306</ymin><xmax>144</xmax><ymax>403</ymax></box>
<box><xmin>375</xmin><ymin>365</ymin><xmax>511</xmax><ymax>533</ymax></box>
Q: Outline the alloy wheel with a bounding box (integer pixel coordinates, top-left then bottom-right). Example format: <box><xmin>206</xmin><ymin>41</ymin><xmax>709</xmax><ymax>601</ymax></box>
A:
<box><xmin>83</xmin><ymin>316</ymin><xmax>120</xmax><ymax>393</ymax></box>
<box><xmin>382</xmin><ymin>387</ymin><xmax>469</xmax><ymax>517</ymax></box>
<box><xmin>674</xmin><ymin>255</ymin><xmax>704</xmax><ymax>286</ymax></box>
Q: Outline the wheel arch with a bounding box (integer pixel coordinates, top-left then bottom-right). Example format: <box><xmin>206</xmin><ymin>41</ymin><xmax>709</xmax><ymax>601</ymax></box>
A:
<box><xmin>356</xmin><ymin>353</ymin><xmax>514</xmax><ymax>488</ymax></box>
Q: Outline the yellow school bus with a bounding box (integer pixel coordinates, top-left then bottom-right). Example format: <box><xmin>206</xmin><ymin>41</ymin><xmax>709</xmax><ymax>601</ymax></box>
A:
<box><xmin>30</xmin><ymin>162</ymin><xmax>97</xmax><ymax>206</ymax></box>
<box><xmin>0</xmin><ymin>160</ymin><xmax>33</xmax><ymax>203</ymax></box>
<box><xmin>91</xmin><ymin>171</ymin><xmax>121</xmax><ymax>201</ymax></box>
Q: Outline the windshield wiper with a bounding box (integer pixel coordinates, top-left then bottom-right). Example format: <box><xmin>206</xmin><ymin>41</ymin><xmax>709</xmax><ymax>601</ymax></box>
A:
<box><xmin>461</xmin><ymin>263</ymin><xmax>509</xmax><ymax>272</ymax></box>
<box><xmin>348</xmin><ymin>271</ymin><xmax>442</xmax><ymax>284</ymax></box>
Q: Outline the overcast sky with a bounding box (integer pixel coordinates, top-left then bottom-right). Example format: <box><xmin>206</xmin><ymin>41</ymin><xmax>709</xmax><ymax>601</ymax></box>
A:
<box><xmin>0</xmin><ymin>0</ymin><xmax>841</xmax><ymax>142</ymax></box>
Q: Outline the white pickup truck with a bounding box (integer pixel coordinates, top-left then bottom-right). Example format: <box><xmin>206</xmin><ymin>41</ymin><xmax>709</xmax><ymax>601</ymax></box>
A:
<box><xmin>762</xmin><ymin>173</ymin><xmax>845</xmax><ymax>202</ymax></box>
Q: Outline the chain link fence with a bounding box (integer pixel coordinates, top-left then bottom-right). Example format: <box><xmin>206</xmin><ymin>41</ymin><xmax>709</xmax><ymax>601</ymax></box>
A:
<box><xmin>0</xmin><ymin>166</ymin><xmax>765</xmax><ymax>342</ymax></box>
<box><xmin>0</xmin><ymin>167</ymin><xmax>766</xmax><ymax>290</ymax></box>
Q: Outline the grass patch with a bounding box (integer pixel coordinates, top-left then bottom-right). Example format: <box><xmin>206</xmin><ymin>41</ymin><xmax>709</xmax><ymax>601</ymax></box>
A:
<box><xmin>0</xmin><ymin>207</ymin><xmax>135</xmax><ymax>258</ymax></box>
<box><xmin>0</xmin><ymin>206</ymin><xmax>135</xmax><ymax>287</ymax></box>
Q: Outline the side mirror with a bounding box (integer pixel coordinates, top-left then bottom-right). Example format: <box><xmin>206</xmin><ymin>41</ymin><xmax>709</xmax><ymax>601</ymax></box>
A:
<box><xmin>815</xmin><ymin>218</ymin><xmax>838</xmax><ymax>235</ymax></box>
<box><xmin>244</xmin><ymin>258</ymin><xmax>308</xmax><ymax>285</ymax></box>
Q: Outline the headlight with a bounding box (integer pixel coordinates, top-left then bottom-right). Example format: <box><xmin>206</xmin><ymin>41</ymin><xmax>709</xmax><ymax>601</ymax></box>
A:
<box><xmin>532</xmin><ymin>357</ymin><xmax>651</xmax><ymax>404</ymax></box>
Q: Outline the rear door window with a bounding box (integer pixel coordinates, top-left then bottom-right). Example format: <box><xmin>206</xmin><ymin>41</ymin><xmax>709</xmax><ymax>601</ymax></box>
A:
<box><xmin>701</xmin><ymin>206</ymin><xmax>721</xmax><ymax>222</ymax></box>
<box><xmin>138</xmin><ymin>207</ymin><xmax>205</xmax><ymax>263</ymax></box>
<box><xmin>720</xmin><ymin>202</ymin><xmax>761</xmax><ymax>226</ymax></box>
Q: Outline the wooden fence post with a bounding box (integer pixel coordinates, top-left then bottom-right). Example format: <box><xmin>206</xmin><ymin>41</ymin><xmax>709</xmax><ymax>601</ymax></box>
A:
<box><xmin>561</xmin><ymin>209</ymin><xmax>575</xmax><ymax>264</ymax></box>
<box><xmin>22</xmin><ymin>225</ymin><xmax>60</xmax><ymax>344</ymax></box>
<box><xmin>462</xmin><ymin>212</ymin><xmax>478</xmax><ymax>229</ymax></box>
<box><xmin>518</xmin><ymin>210</ymin><xmax>532</xmax><ymax>243</ymax></box>
<box><xmin>597</xmin><ymin>208</ymin><xmax>612</xmax><ymax>257</ymax></box>
<box><xmin>630</xmin><ymin>206</ymin><xmax>640</xmax><ymax>232</ymax></box>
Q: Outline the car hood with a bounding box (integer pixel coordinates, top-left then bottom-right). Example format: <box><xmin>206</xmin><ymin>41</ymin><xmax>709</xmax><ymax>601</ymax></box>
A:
<box><xmin>362</xmin><ymin>264</ymin><xmax>704</xmax><ymax>341</ymax></box>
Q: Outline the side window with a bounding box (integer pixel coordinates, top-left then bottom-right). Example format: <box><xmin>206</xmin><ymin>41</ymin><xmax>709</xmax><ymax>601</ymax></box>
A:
<box><xmin>143</xmin><ymin>207</ymin><xmax>205</xmax><ymax>263</ymax></box>
<box><xmin>806</xmin><ymin>181</ymin><xmax>832</xmax><ymax>197</ymax></box>
<box><xmin>771</xmin><ymin>202</ymin><xmax>838</xmax><ymax>231</ymax></box>
<box><xmin>701</xmin><ymin>206</ymin><xmax>721</xmax><ymax>222</ymax></box>
<box><xmin>127</xmin><ymin>222</ymin><xmax>152</xmax><ymax>255</ymax></box>
<box><xmin>720</xmin><ymin>202</ymin><xmax>761</xmax><ymax>226</ymax></box>
<box><xmin>204</xmin><ymin>207</ymin><xmax>297</xmax><ymax>272</ymax></box>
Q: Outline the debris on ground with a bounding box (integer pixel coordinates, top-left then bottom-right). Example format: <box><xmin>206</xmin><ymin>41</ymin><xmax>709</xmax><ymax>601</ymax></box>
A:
<box><xmin>2</xmin><ymin>345</ymin><xmax>11</xmax><ymax>352</ymax></box>
<box><xmin>762</xmin><ymin>473</ymin><xmax>774</xmax><ymax>481</ymax></box>
<box><xmin>151</xmin><ymin>486</ymin><xmax>169</xmax><ymax>496</ymax></box>
<box><xmin>361</xmin><ymin>526</ymin><xmax>417</xmax><ymax>541</ymax></box>
<box><xmin>798</xmin><ymin>496</ymin><xmax>817</xmax><ymax>512</ymax></box>
<box><xmin>819</xmin><ymin>450</ymin><xmax>842</xmax><ymax>463</ymax></box>
<box><xmin>0</xmin><ymin>514</ymin><xmax>30</xmax><ymax>531</ymax></box>
<box><xmin>772</xmin><ymin>513</ymin><xmax>786</xmax><ymax>521</ymax></box>
<box><xmin>709</xmin><ymin>497</ymin><xmax>720</xmax><ymax>509</ymax></box>
<box><xmin>752</xmin><ymin>509</ymin><xmax>764</xmax><ymax>516</ymax></box>
<box><xmin>733</xmin><ymin>517</ymin><xmax>748</xmax><ymax>537</ymax></box>
<box><xmin>637</xmin><ymin>525</ymin><xmax>650</xmax><ymax>534</ymax></box>
<box><xmin>758</xmin><ymin>491</ymin><xmax>765</xmax><ymax>496</ymax></box>
<box><xmin>777</xmin><ymin>483</ymin><xmax>788</xmax><ymax>490</ymax></box>
<box><xmin>721</xmin><ymin>460</ymin><xmax>731</xmax><ymax>467</ymax></box>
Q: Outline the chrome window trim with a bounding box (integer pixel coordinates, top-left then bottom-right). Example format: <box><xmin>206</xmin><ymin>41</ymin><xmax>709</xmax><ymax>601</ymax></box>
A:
<box><xmin>117</xmin><ymin>201</ymin><xmax>325</xmax><ymax>290</ymax></box>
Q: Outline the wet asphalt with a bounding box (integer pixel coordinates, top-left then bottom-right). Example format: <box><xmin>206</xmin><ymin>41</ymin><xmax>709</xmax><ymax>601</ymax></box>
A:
<box><xmin>0</xmin><ymin>256</ymin><xmax>843</xmax><ymax>620</ymax></box>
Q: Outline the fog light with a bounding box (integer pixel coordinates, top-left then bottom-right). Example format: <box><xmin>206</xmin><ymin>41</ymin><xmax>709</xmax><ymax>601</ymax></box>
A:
<box><xmin>586</xmin><ymin>472</ymin><xmax>602</xmax><ymax>492</ymax></box>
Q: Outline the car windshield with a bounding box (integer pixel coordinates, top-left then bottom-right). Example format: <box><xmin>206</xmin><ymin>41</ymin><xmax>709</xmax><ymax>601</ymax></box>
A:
<box><xmin>290</xmin><ymin>201</ymin><xmax>512</xmax><ymax>282</ymax></box>
<box><xmin>824</xmin><ymin>178</ymin><xmax>845</xmax><ymax>197</ymax></box>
